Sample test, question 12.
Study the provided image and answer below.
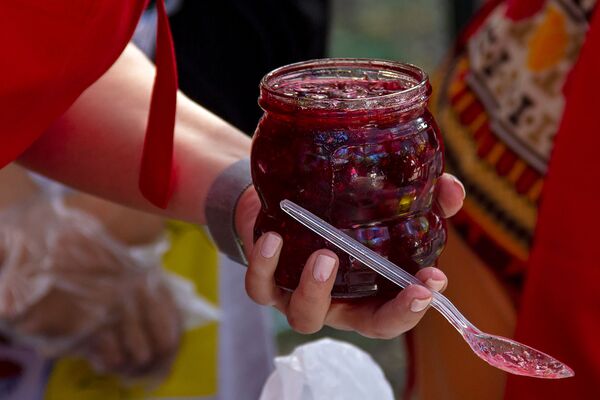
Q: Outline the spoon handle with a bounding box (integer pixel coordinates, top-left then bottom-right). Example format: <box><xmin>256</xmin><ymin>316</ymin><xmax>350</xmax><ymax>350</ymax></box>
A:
<box><xmin>280</xmin><ymin>200</ymin><xmax>472</xmax><ymax>332</ymax></box>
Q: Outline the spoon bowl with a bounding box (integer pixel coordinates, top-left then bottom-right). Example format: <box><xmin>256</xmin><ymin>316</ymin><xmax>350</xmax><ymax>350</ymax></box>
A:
<box><xmin>464</xmin><ymin>328</ymin><xmax>574</xmax><ymax>378</ymax></box>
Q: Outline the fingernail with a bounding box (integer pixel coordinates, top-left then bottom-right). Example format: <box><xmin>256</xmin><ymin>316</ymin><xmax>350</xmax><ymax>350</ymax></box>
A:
<box><xmin>313</xmin><ymin>254</ymin><xmax>336</xmax><ymax>282</ymax></box>
<box><xmin>425</xmin><ymin>278</ymin><xmax>446</xmax><ymax>292</ymax></box>
<box><xmin>410</xmin><ymin>297</ymin><xmax>432</xmax><ymax>312</ymax></box>
<box><xmin>260</xmin><ymin>233</ymin><xmax>281</xmax><ymax>258</ymax></box>
<box><xmin>450</xmin><ymin>175</ymin><xmax>466</xmax><ymax>199</ymax></box>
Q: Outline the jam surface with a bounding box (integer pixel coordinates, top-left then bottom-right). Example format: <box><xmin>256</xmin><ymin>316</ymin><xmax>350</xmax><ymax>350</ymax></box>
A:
<box><xmin>252</xmin><ymin>61</ymin><xmax>446</xmax><ymax>297</ymax></box>
<box><xmin>275</xmin><ymin>79</ymin><xmax>409</xmax><ymax>100</ymax></box>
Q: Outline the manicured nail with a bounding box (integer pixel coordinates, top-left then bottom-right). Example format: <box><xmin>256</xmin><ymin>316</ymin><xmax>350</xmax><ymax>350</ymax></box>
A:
<box><xmin>450</xmin><ymin>175</ymin><xmax>466</xmax><ymax>199</ymax></box>
<box><xmin>313</xmin><ymin>254</ymin><xmax>336</xmax><ymax>282</ymax></box>
<box><xmin>425</xmin><ymin>278</ymin><xmax>446</xmax><ymax>292</ymax></box>
<box><xmin>410</xmin><ymin>297</ymin><xmax>432</xmax><ymax>312</ymax></box>
<box><xmin>260</xmin><ymin>233</ymin><xmax>281</xmax><ymax>258</ymax></box>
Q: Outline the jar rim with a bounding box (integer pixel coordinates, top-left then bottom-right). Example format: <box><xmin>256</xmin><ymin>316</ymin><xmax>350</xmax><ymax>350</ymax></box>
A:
<box><xmin>259</xmin><ymin>58</ymin><xmax>431</xmax><ymax>113</ymax></box>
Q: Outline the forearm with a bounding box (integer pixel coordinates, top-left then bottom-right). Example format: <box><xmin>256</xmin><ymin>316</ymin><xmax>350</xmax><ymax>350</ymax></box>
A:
<box><xmin>19</xmin><ymin>44</ymin><xmax>251</xmax><ymax>224</ymax></box>
<box><xmin>64</xmin><ymin>192</ymin><xmax>166</xmax><ymax>245</ymax></box>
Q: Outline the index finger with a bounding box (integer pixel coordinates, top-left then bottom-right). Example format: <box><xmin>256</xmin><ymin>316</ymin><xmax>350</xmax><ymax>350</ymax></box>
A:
<box><xmin>245</xmin><ymin>232</ymin><xmax>289</xmax><ymax>309</ymax></box>
<box><xmin>435</xmin><ymin>173</ymin><xmax>465</xmax><ymax>218</ymax></box>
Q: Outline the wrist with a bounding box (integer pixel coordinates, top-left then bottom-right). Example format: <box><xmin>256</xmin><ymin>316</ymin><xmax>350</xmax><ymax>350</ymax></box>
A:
<box><xmin>204</xmin><ymin>158</ymin><xmax>253</xmax><ymax>265</ymax></box>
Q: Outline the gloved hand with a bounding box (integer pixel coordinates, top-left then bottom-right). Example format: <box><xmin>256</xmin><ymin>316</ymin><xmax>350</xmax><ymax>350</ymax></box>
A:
<box><xmin>0</xmin><ymin>195</ymin><xmax>182</xmax><ymax>378</ymax></box>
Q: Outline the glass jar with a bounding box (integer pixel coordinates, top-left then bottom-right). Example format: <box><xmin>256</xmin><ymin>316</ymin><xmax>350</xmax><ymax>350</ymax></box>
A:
<box><xmin>251</xmin><ymin>59</ymin><xmax>446</xmax><ymax>298</ymax></box>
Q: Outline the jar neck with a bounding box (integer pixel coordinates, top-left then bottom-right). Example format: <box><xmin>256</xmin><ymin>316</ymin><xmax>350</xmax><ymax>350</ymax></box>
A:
<box><xmin>260</xmin><ymin>101</ymin><xmax>430</xmax><ymax>131</ymax></box>
<box><xmin>259</xmin><ymin>58</ymin><xmax>431</xmax><ymax>119</ymax></box>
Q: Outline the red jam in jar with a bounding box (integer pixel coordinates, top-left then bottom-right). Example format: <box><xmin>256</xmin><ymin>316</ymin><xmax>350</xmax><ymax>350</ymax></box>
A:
<box><xmin>251</xmin><ymin>59</ymin><xmax>446</xmax><ymax>298</ymax></box>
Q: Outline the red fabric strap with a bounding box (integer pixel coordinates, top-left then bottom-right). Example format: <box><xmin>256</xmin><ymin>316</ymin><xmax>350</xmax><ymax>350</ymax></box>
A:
<box><xmin>139</xmin><ymin>0</ymin><xmax>178</xmax><ymax>208</ymax></box>
<box><xmin>505</xmin><ymin>6</ymin><xmax>600</xmax><ymax>399</ymax></box>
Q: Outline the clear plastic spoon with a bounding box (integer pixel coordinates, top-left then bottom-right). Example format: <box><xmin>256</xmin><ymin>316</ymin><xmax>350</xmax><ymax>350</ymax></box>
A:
<box><xmin>280</xmin><ymin>199</ymin><xmax>574</xmax><ymax>379</ymax></box>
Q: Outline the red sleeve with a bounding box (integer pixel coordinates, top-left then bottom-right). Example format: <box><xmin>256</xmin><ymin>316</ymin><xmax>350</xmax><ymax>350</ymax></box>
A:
<box><xmin>0</xmin><ymin>0</ymin><xmax>146</xmax><ymax>168</ymax></box>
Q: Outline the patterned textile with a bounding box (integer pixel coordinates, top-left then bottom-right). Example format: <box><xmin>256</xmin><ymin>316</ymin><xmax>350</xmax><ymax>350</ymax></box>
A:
<box><xmin>433</xmin><ymin>0</ymin><xmax>596</xmax><ymax>302</ymax></box>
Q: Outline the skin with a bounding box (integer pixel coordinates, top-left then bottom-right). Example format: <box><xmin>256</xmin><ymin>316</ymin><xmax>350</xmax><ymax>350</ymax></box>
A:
<box><xmin>16</xmin><ymin>44</ymin><xmax>465</xmax><ymax>339</ymax></box>
<box><xmin>239</xmin><ymin>174</ymin><xmax>464</xmax><ymax>338</ymax></box>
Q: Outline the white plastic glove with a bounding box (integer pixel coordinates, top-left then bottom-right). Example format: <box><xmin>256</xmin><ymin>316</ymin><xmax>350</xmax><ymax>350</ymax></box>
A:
<box><xmin>0</xmin><ymin>195</ymin><xmax>182</xmax><ymax>378</ymax></box>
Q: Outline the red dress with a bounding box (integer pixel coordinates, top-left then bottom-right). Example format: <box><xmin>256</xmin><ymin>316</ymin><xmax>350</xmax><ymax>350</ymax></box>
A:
<box><xmin>0</xmin><ymin>1</ymin><xmax>146</xmax><ymax>167</ymax></box>
<box><xmin>0</xmin><ymin>0</ymin><xmax>176</xmax><ymax>208</ymax></box>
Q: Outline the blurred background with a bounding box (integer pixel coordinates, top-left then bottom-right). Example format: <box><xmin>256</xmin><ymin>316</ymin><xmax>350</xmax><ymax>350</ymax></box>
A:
<box><xmin>330</xmin><ymin>0</ymin><xmax>451</xmax><ymax>71</ymax></box>
<box><xmin>275</xmin><ymin>0</ymin><xmax>480</xmax><ymax>397</ymax></box>
<box><xmin>330</xmin><ymin>0</ymin><xmax>482</xmax><ymax>70</ymax></box>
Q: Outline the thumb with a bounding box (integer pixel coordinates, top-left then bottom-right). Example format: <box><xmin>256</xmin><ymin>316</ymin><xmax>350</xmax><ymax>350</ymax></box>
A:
<box><xmin>234</xmin><ymin>186</ymin><xmax>262</xmax><ymax>257</ymax></box>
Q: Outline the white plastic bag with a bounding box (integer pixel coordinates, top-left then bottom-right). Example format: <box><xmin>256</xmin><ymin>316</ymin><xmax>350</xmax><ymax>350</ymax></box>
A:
<box><xmin>260</xmin><ymin>338</ymin><xmax>394</xmax><ymax>400</ymax></box>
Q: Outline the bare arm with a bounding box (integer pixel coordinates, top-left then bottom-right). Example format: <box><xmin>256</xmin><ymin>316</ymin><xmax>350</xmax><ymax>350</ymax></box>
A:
<box><xmin>19</xmin><ymin>44</ymin><xmax>251</xmax><ymax>225</ymax></box>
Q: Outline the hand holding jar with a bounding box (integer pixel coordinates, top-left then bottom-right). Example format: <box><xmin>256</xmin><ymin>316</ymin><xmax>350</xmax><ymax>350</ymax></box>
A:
<box><xmin>237</xmin><ymin>59</ymin><xmax>465</xmax><ymax>338</ymax></box>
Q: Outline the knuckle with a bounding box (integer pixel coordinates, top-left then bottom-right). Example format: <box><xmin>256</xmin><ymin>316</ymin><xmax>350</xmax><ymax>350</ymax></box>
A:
<box><xmin>160</xmin><ymin>343</ymin><xmax>179</xmax><ymax>362</ymax></box>
<box><xmin>134</xmin><ymin>352</ymin><xmax>152</xmax><ymax>367</ymax></box>
<box><xmin>376</xmin><ymin>332</ymin><xmax>399</xmax><ymax>340</ymax></box>
<box><xmin>362</xmin><ymin>325</ymin><xmax>396</xmax><ymax>340</ymax></box>
<box><xmin>360</xmin><ymin>313</ymin><xmax>421</xmax><ymax>339</ymax></box>
<box><xmin>295</xmin><ymin>283</ymin><xmax>326</xmax><ymax>306</ymax></box>
<box><xmin>246</xmin><ymin>260</ymin><xmax>270</xmax><ymax>280</ymax></box>
<box><xmin>156</xmin><ymin>336</ymin><xmax>179</xmax><ymax>359</ymax></box>
<box><xmin>155</xmin><ymin>322</ymin><xmax>179</xmax><ymax>346</ymax></box>
<box><xmin>244</xmin><ymin>279</ymin><xmax>272</xmax><ymax>306</ymax></box>
<box><xmin>286</xmin><ymin>314</ymin><xmax>321</xmax><ymax>335</ymax></box>
<box><xmin>403</xmin><ymin>317</ymin><xmax>422</xmax><ymax>333</ymax></box>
